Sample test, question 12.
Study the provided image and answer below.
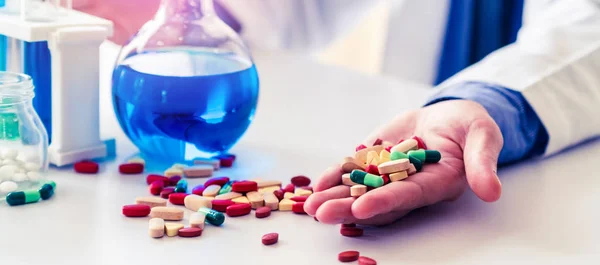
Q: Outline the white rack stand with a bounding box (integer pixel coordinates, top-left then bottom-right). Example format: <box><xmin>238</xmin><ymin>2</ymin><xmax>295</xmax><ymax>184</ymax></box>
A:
<box><xmin>0</xmin><ymin>7</ymin><xmax>114</xmax><ymax>166</ymax></box>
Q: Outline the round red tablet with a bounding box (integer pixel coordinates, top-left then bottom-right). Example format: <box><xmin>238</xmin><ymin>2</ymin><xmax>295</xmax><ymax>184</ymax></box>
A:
<box><xmin>146</xmin><ymin>174</ymin><xmax>169</xmax><ymax>185</ymax></box>
<box><xmin>255</xmin><ymin>206</ymin><xmax>271</xmax><ymax>218</ymax></box>
<box><xmin>168</xmin><ymin>193</ymin><xmax>188</xmax><ymax>205</ymax></box>
<box><xmin>231</xmin><ymin>181</ymin><xmax>258</xmax><ymax>193</ymax></box>
<box><xmin>411</xmin><ymin>136</ymin><xmax>427</xmax><ymax>150</ymax></box>
<box><xmin>292</xmin><ymin>202</ymin><xmax>306</xmax><ymax>214</ymax></box>
<box><xmin>273</xmin><ymin>190</ymin><xmax>285</xmax><ymax>201</ymax></box>
<box><xmin>372</xmin><ymin>138</ymin><xmax>383</xmax><ymax>146</ymax></box>
<box><xmin>283</xmin><ymin>183</ymin><xmax>295</xmax><ymax>193</ymax></box>
<box><xmin>149</xmin><ymin>180</ymin><xmax>164</xmax><ymax>195</ymax></box>
<box><xmin>338</xmin><ymin>251</ymin><xmax>360</xmax><ymax>262</ymax></box>
<box><xmin>226</xmin><ymin>203</ymin><xmax>251</xmax><ymax>217</ymax></box>
<box><xmin>119</xmin><ymin>163</ymin><xmax>144</xmax><ymax>174</ymax></box>
<box><xmin>355</xmin><ymin>144</ymin><xmax>367</xmax><ymax>152</ymax></box>
<box><xmin>204</xmin><ymin>176</ymin><xmax>230</xmax><ymax>187</ymax></box>
<box><xmin>74</xmin><ymin>161</ymin><xmax>99</xmax><ymax>174</ymax></box>
<box><xmin>290</xmin><ymin>195</ymin><xmax>308</xmax><ymax>202</ymax></box>
<box><xmin>212</xmin><ymin>199</ymin><xmax>235</xmax><ymax>212</ymax></box>
<box><xmin>160</xmin><ymin>187</ymin><xmax>175</xmax><ymax>199</ymax></box>
<box><xmin>291</xmin><ymin>175</ymin><xmax>311</xmax><ymax>187</ymax></box>
<box><xmin>358</xmin><ymin>256</ymin><xmax>377</xmax><ymax>265</ymax></box>
<box><xmin>261</xmin><ymin>233</ymin><xmax>278</xmax><ymax>245</ymax></box>
<box><xmin>365</xmin><ymin>165</ymin><xmax>379</xmax><ymax>175</ymax></box>
<box><xmin>340</xmin><ymin>227</ymin><xmax>364</xmax><ymax>237</ymax></box>
<box><xmin>168</xmin><ymin>176</ymin><xmax>181</xmax><ymax>186</ymax></box>
<box><xmin>122</xmin><ymin>204</ymin><xmax>151</xmax><ymax>217</ymax></box>
<box><xmin>178</xmin><ymin>227</ymin><xmax>203</xmax><ymax>237</ymax></box>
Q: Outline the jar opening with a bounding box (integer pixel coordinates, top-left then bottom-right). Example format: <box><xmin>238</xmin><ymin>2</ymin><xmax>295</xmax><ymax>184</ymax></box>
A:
<box><xmin>0</xmin><ymin>72</ymin><xmax>35</xmax><ymax>102</ymax></box>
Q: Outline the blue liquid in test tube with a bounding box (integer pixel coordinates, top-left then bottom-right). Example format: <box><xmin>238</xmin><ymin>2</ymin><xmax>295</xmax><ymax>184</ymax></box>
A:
<box><xmin>0</xmin><ymin>35</ymin><xmax>6</xmax><ymax>71</ymax></box>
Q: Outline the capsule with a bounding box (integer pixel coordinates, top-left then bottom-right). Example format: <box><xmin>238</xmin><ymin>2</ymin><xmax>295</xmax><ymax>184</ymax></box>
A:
<box><xmin>38</xmin><ymin>181</ymin><xmax>56</xmax><ymax>200</ymax></box>
<box><xmin>218</xmin><ymin>181</ymin><xmax>233</xmax><ymax>195</ymax></box>
<box><xmin>407</xmin><ymin>150</ymin><xmax>426</xmax><ymax>162</ymax></box>
<box><xmin>174</xmin><ymin>179</ymin><xmax>188</xmax><ymax>193</ymax></box>
<box><xmin>6</xmin><ymin>190</ymin><xmax>40</xmax><ymax>206</ymax></box>
<box><xmin>198</xmin><ymin>207</ymin><xmax>225</xmax><ymax>226</ymax></box>
<box><xmin>409</xmin><ymin>156</ymin><xmax>422</xmax><ymax>171</ymax></box>
<box><xmin>390</xmin><ymin>151</ymin><xmax>409</xmax><ymax>161</ymax></box>
<box><xmin>350</xmin><ymin>170</ymin><xmax>384</xmax><ymax>188</ymax></box>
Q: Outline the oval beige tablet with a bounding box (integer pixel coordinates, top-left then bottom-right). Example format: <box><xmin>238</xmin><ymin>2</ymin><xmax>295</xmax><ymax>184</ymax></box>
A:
<box><xmin>190</xmin><ymin>212</ymin><xmax>206</xmax><ymax>229</ymax></box>
<box><xmin>354</xmin><ymin>145</ymin><xmax>384</xmax><ymax>165</ymax></box>
<box><xmin>258</xmin><ymin>185</ymin><xmax>281</xmax><ymax>194</ymax></box>
<box><xmin>390</xmin><ymin>139</ymin><xmax>418</xmax><ymax>154</ymax></box>
<box><xmin>183</xmin><ymin>165</ymin><xmax>214</xmax><ymax>178</ymax></box>
<box><xmin>202</xmin><ymin>184</ymin><xmax>221</xmax><ymax>197</ymax></box>
<box><xmin>341</xmin><ymin>157</ymin><xmax>364</xmax><ymax>173</ymax></box>
<box><xmin>390</xmin><ymin>171</ymin><xmax>409</xmax><ymax>182</ymax></box>
<box><xmin>136</xmin><ymin>196</ymin><xmax>167</xmax><ymax>208</ymax></box>
<box><xmin>184</xmin><ymin>194</ymin><xmax>212</xmax><ymax>212</ymax></box>
<box><xmin>262</xmin><ymin>192</ymin><xmax>279</xmax><ymax>210</ymax></box>
<box><xmin>377</xmin><ymin>159</ymin><xmax>410</xmax><ymax>174</ymax></box>
<box><xmin>215</xmin><ymin>191</ymin><xmax>243</xmax><ymax>200</ymax></box>
<box><xmin>150</xmin><ymin>206</ymin><xmax>184</xmax><ymax>221</ymax></box>
<box><xmin>232</xmin><ymin>196</ymin><xmax>249</xmax><ymax>204</ymax></box>
<box><xmin>246</xmin><ymin>191</ymin><xmax>265</xmax><ymax>209</ymax></box>
<box><xmin>350</xmin><ymin>185</ymin><xmax>367</xmax><ymax>197</ymax></box>
<box><xmin>149</xmin><ymin>218</ymin><xmax>165</xmax><ymax>238</ymax></box>
<box><xmin>256</xmin><ymin>180</ymin><xmax>282</xmax><ymax>188</ymax></box>
<box><xmin>279</xmin><ymin>199</ymin><xmax>294</xmax><ymax>211</ymax></box>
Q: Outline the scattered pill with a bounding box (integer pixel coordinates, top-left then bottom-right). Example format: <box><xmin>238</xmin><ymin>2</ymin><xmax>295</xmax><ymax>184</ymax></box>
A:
<box><xmin>0</xmin><ymin>181</ymin><xmax>18</xmax><ymax>193</ymax></box>
<box><xmin>135</xmin><ymin>196</ymin><xmax>167</xmax><ymax>208</ymax></box>
<box><xmin>211</xmin><ymin>199</ymin><xmax>235</xmax><ymax>212</ymax></box>
<box><xmin>358</xmin><ymin>256</ymin><xmax>377</xmax><ymax>265</ymax></box>
<box><xmin>191</xmin><ymin>184</ymin><xmax>206</xmax><ymax>196</ymax></box>
<box><xmin>261</xmin><ymin>233</ymin><xmax>279</xmax><ymax>245</ymax></box>
<box><xmin>165</xmin><ymin>223</ymin><xmax>184</xmax><ymax>237</ymax></box>
<box><xmin>6</xmin><ymin>189</ymin><xmax>40</xmax><ymax>206</ymax></box>
<box><xmin>198</xmin><ymin>207</ymin><xmax>226</xmax><ymax>226</ymax></box>
<box><xmin>122</xmin><ymin>204</ymin><xmax>151</xmax><ymax>217</ymax></box>
<box><xmin>263</xmin><ymin>192</ymin><xmax>279</xmax><ymax>210</ymax></box>
<box><xmin>407</xmin><ymin>149</ymin><xmax>426</xmax><ymax>163</ymax></box>
<box><xmin>391</xmin><ymin>138</ymin><xmax>418</xmax><ymax>153</ymax></box>
<box><xmin>226</xmin><ymin>203</ymin><xmax>252</xmax><ymax>217</ymax></box>
<box><xmin>149</xmin><ymin>180</ymin><xmax>164</xmax><ymax>196</ymax></box>
<box><xmin>215</xmin><ymin>191</ymin><xmax>243</xmax><ymax>200</ymax></box>
<box><xmin>355</xmin><ymin>145</ymin><xmax>384</xmax><ymax>165</ymax></box>
<box><xmin>231</xmin><ymin>181</ymin><xmax>258</xmax><ymax>193</ymax></box>
<box><xmin>283</xmin><ymin>183</ymin><xmax>295</xmax><ymax>193</ymax></box>
<box><xmin>149</xmin><ymin>218</ymin><xmax>165</xmax><ymax>238</ymax></box>
<box><xmin>160</xmin><ymin>187</ymin><xmax>175</xmax><ymax>199</ymax></box>
<box><xmin>256</xmin><ymin>180</ymin><xmax>282</xmax><ymax>188</ymax></box>
<box><xmin>365</xmin><ymin>164</ymin><xmax>379</xmax><ymax>175</ymax></box>
<box><xmin>341</xmin><ymin>157</ymin><xmax>364</xmax><ymax>173</ymax></box>
<box><xmin>232</xmin><ymin>196</ymin><xmax>250</xmax><ymax>204</ymax></box>
<box><xmin>38</xmin><ymin>181</ymin><xmax>56</xmax><ymax>200</ymax></box>
<box><xmin>338</xmin><ymin>251</ymin><xmax>360</xmax><ymax>262</ymax></box>
<box><xmin>74</xmin><ymin>161</ymin><xmax>99</xmax><ymax>174</ymax></box>
<box><xmin>409</xmin><ymin>156</ymin><xmax>423</xmax><ymax>171</ymax></box>
<box><xmin>174</xmin><ymin>179</ymin><xmax>188</xmax><ymax>193</ymax></box>
<box><xmin>218</xmin><ymin>181</ymin><xmax>233</xmax><ymax>195</ymax></box>
<box><xmin>284</xmin><ymin>192</ymin><xmax>295</xmax><ymax>199</ymax></box>
<box><xmin>355</xmin><ymin>144</ymin><xmax>367</xmax><ymax>152</ymax></box>
<box><xmin>190</xmin><ymin>212</ymin><xmax>206</xmax><ymax>229</ymax></box>
<box><xmin>342</xmin><ymin>173</ymin><xmax>359</xmax><ymax>186</ymax></box>
<box><xmin>183</xmin><ymin>165</ymin><xmax>214</xmax><ymax>178</ymax></box>
<box><xmin>127</xmin><ymin>157</ymin><xmax>145</xmax><ymax>165</ymax></box>
<box><xmin>291</xmin><ymin>175</ymin><xmax>311</xmax><ymax>187</ymax></box>
<box><xmin>258</xmin><ymin>185</ymin><xmax>281</xmax><ymax>194</ymax></box>
<box><xmin>255</xmin><ymin>206</ymin><xmax>272</xmax><ymax>218</ymax></box>
<box><xmin>169</xmin><ymin>193</ymin><xmax>188</xmax><ymax>205</ymax></box>
<box><xmin>146</xmin><ymin>174</ymin><xmax>169</xmax><ymax>185</ymax></box>
<box><xmin>373</xmin><ymin>138</ymin><xmax>383</xmax><ymax>146</ymax></box>
<box><xmin>246</xmin><ymin>191</ymin><xmax>265</xmax><ymax>209</ymax></box>
<box><xmin>164</xmin><ymin>168</ymin><xmax>184</xmax><ymax>178</ymax></box>
<box><xmin>119</xmin><ymin>163</ymin><xmax>144</xmax><ymax>174</ymax></box>
<box><xmin>340</xmin><ymin>227</ymin><xmax>364</xmax><ymax>237</ymax></box>
<box><xmin>385</xmin><ymin>146</ymin><xmax>392</xmax><ymax>152</ymax></box>
<box><xmin>378</xmin><ymin>150</ymin><xmax>391</xmax><ymax>163</ymax></box>
<box><xmin>366</xmin><ymin>151</ymin><xmax>379</xmax><ymax>165</ymax></box>
<box><xmin>390</xmin><ymin>171</ymin><xmax>408</xmax><ymax>182</ymax></box>
<box><xmin>290</xmin><ymin>195</ymin><xmax>308</xmax><ymax>202</ymax></box>
<box><xmin>350</xmin><ymin>185</ymin><xmax>367</xmax><ymax>198</ymax></box>
<box><xmin>279</xmin><ymin>199</ymin><xmax>294</xmax><ymax>211</ymax></box>
<box><xmin>193</xmin><ymin>158</ymin><xmax>220</xmax><ymax>169</ymax></box>
<box><xmin>168</xmin><ymin>176</ymin><xmax>181</xmax><ymax>186</ymax></box>
<box><xmin>294</xmin><ymin>188</ymin><xmax>312</xmax><ymax>196</ymax></box>
<box><xmin>412</xmin><ymin>135</ymin><xmax>427</xmax><ymax>150</ymax></box>
<box><xmin>218</xmin><ymin>156</ymin><xmax>234</xmax><ymax>168</ymax></box>
<box><xmin>377</xmin><ymin>159</ymin><xmax>410</xmax><ymax>174</ymax></box>
<box><xmin>273</xmin><ymin>189</ymin><xmax>285</xmax><ymax>201</ymax></box>
<box><xmin>292</xmin><ymin>202</ymin><xmax>306</xmax><ymax>214</ymax></box>
<box><xmin>184</xmin><ymin>194</ymin><xmax>212</xmax><ymax>211</ymax></box>
<box><xmin>203</xmin><ymin>185</ymin><xmax>222</xmax><ymax>197</ymax></box>
<box><xmin>205</xmin><ymin>176</ymin><xmax>230</xmax><ymax>187</ymax></box>
<box><xmin>178</xmin><ymin>227</ymin><xmax>203</xmax><ymax>237</ymax></box>
<box><xmin>150</xmin><ymin>206</ymin><xmax>184</xmax><ymax>221</ymax></box>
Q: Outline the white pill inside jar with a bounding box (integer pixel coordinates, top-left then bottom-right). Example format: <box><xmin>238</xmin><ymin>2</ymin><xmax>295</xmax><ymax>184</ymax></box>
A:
<box><xmin>2</xmin><ymin>159</ymin><xmax>17</xmax><ymax>165</ymax></box>
<box><xmin>0</xmin><ymin>165</ymin><xmax>18</xmax><ymax>180</ymax></box>
<box><xmin>2</xmin><ymin>149</ymin><xmax>18</xmax><ymax>160</ymax></box>
<box><xmin>24</xmin><ymin>162</ymin><xmax>41</xmax><ymax>172</ymax></box>
<box><xmin>0</xmin><ymin>181</ymin><xmax>18</xmax><ymax>193</ymax></box>
<box><xmin>27</xmin><ymin>172</ymin><xmax>42</xmax><ymax>181</ymax></box>
<box><xmin>12</xmin><ymin>173</ymin><xmax>27</xmax><ymax>182</ymax></box>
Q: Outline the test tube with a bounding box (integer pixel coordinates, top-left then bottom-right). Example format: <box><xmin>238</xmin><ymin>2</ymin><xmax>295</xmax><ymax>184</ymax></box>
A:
<box><xmin>21</xmin><ymin>0</ymin><xmax>59</xmax><ymax>22</ymax></box>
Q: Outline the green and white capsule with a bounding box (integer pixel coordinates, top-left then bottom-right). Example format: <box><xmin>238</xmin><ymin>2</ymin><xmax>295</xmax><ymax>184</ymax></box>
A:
<box><xmin>407</xmin><ymin>150</ymin><xmax>441</xmax><ymax>163</ymax></box>
<box><xmin>350</xmin><ymin>170</ymin><xmax>384</xmax><ymax>188</ymax></box>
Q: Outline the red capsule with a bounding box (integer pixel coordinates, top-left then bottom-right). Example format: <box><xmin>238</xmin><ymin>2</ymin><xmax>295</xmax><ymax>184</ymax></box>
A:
<box><xmin>261</xmin><ymin>233</ymin><xmax>279</xmax><ymax>245</ymax></box>
<box><xmin>290</xmin><ymin>196</ymin><xmax>308</xmax><ymax>202</ymax></box>
<box><xmin>338</xmin><ymin>251</ymin><xmax>360</xmax><ymax>262</ymax></box>
<box><xmin>273</xmin><ymin>190</ymin><xmax>284</xmax><ymax>201</ymax></box>
<box><xmin>146</xmin><ymin>174</ymin><xmax>169</xmax><ymax>186</ymax></box>
<box><xmin>226</xmin><ymin>203</ymin><xmax>252</xmax><ymax>217</ymax></box>
<box><xmin>283</xmin><ymin>183</ymin><xmax>295</xmax><ymax>193</ymax></box>
<box><xmin>412</xmin><ymin>135</ymin><xmax>427</xmax><ymax>150</ymax></box>
<box><xmin>192</xmin><ymin>185</ymin><xmax>206</xmax><ymax>196</ymax></box>
<box><xmin>212</xmin><ymin>199</ymin><xmax>235</xmax><ymax>212</ymax></box>
<box><xmin>178</xmin><ymin>227</ymin><xmax>203</xmax><ymax>237</ymax></box>
<box><xmin>340</xmin><ymin>227</ymin><xmax>364</xmax><ymax>237</ymax></box>
<box><xmin>385</xmin><ymin>146</ymin><xmax>392</xmax><ymax>153</ymax></box>
<box><xmin>358</xmin><ymin>256</ymin><xmax>377</xmax><ymax>265</ymax></box>
<box><xmin>74</xmin><ymin>161</ymin><xmax>99</xmax><ymax>174</ymax></box>
<box><xmin>168</xmin><ymin>193</ymin><xmax>188</xmax><ymax>205</ymax></box>
<box><xmin>119</xmin><ymin>163</ymin><xmax>144</xmax><ymax>174</ymax></box>
<box><xmin>365</xmin><ymin>165</ymin><xmax>379</xmax><ymax>175</ymax></box>
<box><xmin>160</xmin><ymin>187</ymin><xmax>175</xmax><ymax>199</ymax></box>
<box><xmin>168</xmin><ymin>176</ymin><xmax>181</xmax><ymax>186</ymax></box>
<box><xmin>122</xmin><ymin>204</ymin><xmax>151</xmax><ymax>217</ymax></box>
<box><xmin>204</xmin><ymin>176</ymin><xmax>230</xmax><ymax>187</ymax></box>
<box><xmin>149</xmin><ymin>180</ymin><xmax>164</xmax><ymax>195</ymax></box>
<box><xmin>292</xmin><ymin>202</ymin><xmax>306</xmax><ymax>214</ymax></box>
<box><xmin>355</xmin><ymin>144</ymin><xmax>367</xmax><ymax>152</ymax></box>
<box><xmin>231</xmin><ymin>181</ymin><xmax>258</xmax><ymax>193</ymax></box>
<box><xmin>291</xmin><ymin>175</ymin><xmax>311</xmax><ymax>187</ymax></box>
<box><xmin>255</xmin><ymin>206</ymin><xmax>271</xmax><ymax>218</ymax></box>
<box><xmin>381</xmin><ymin>174</ymin><xmax>390</xmax><ymax>185</ymax></box>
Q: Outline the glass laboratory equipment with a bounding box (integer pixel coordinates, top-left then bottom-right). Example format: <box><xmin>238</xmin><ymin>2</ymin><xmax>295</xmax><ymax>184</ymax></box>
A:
<box><xmin>22</xmin><ymin>0</ymin><xmax>59</xmax><ymax>22</ymax></box>
<box><xmin>0</xmin><ymin>72</ymin><xmax>49</xmax><ymax>199</ymax></box>
<box><xmin>112</xmin><ymin>0</ymin><xmax>259</xmax><ymax>163</ymax></box>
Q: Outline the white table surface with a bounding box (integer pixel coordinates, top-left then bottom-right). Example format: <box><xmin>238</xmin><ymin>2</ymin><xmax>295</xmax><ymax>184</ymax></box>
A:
<box><xmin>1</xmin><ymin>44</ymin><xmax>600</xmax><ymax>265</ymax></box>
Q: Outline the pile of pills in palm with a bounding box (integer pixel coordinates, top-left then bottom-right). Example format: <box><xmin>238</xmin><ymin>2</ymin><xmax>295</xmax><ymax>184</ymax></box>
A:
<box><xmin>339</xmin><ymin>136</ymin><xmax>441</xmax><ymax>197</ymax></box>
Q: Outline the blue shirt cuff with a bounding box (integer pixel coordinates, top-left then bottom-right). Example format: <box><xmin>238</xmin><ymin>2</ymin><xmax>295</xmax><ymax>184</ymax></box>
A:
<box><xmin>424</xmin><ymin>81</ymin><xmax>549</xmax><ymax>165</ymax></box>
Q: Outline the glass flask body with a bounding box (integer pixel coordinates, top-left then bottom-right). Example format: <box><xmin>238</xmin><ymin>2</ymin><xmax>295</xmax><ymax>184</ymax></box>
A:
<box><xmin>112</xmin><ymin>0</ymin><xmax>259</xmax><ymax>164</ymax></box>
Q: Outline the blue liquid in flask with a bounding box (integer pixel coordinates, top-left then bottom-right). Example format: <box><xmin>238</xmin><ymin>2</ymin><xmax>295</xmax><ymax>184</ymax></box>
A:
<box><xmin>112</xmin><ymin>50</ymin><xmax>259</xmax><ymax>163</ymax></box>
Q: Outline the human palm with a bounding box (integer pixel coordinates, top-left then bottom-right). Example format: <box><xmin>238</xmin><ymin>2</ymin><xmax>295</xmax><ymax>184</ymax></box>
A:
<box><xmin>304</xmin><ymin>100</ymin><xmax>504</xmax><ymax>225</ymax></box>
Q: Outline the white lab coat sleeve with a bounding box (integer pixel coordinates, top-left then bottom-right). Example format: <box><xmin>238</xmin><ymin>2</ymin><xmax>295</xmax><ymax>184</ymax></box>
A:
<box><xmin>436</xmin><ymin>0</ymin><xmax>600</xmax><ymax>156</ymax></box>
<box><xmin>218</xmin><ymin>0</ymin><xmax>384</xmax><ymax>52</ymax></box>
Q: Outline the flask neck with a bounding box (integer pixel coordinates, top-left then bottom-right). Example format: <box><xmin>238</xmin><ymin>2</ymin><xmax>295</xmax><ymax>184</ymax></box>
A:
<box><xmin>157</xmin><ymin>0</ymin><xmax>215</xmax><ymax>21</ymax></box>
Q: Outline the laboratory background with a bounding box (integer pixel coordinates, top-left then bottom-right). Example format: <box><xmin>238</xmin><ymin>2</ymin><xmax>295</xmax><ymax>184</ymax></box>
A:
<box><xmin>1</xmin><ymin>0</ymin><xmax>600</xmax><ymax>265</ymax></box>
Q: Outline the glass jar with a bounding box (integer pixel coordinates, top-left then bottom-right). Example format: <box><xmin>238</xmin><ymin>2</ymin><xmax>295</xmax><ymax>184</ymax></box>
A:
<box><xmin>112</xmin><ymin>0</ymin><xmax>259</xmax><ymax>164</ymax></box>
<box><xmin>22</xmin><ymin>0</ymin><xmax>59</xmax><ymax>22</ymax></box>
<box><xmin>0</xmin><ymin>0</ymin><xmax>21</xmax><ymax>14</ymax></box>
<box><xmin>0</xmin><ymin>72</ymin><xmax>49</xmax><ymax>198</ymax></box>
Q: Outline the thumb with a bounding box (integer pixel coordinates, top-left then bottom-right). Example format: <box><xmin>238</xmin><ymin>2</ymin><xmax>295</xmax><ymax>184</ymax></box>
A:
<box><xmin>463</xmin><ymin>118</ymin><xmax>503</xmax><ymax>202</ymax></box>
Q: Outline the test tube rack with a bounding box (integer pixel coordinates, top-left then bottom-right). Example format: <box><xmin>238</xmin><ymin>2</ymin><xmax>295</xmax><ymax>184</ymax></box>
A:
<box><xmin>0</xmin><ymin>6</ymin><xmax>115</xmax><ymax>167</ymax></box>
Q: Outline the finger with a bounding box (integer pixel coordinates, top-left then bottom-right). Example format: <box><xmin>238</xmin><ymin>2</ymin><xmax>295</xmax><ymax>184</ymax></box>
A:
<box><xmin>463</xmin><ymin>119</ymin><xmax>503</xmax><ymax>202</ymax></box>
<box><xmin>304</xmin><ymin>185</ymin><xmax>351</xmax><ymax>216</ymax></box>
<box><xmin>362</xmin><ymin>111</ymin><xmax>417</xmax><ymax>146</ymax></box>
<box><xmin>313</xmin><ymin>165</ymin><xmax>344</xmax><ymax>192</ymax></box>
<box><xmin>315</xmin><ymin>197</ymin><xmax>355</xmax><ymax>224</ymax></box>
<box><xmin>354</xmin><ymin>209</ymin><xmax>412</xmax><ymax>226</ymax></box>
<box><xmin>351</xmin><ymin>180</ymin><xmax>424</xmax><ymax>219</ymax></box>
